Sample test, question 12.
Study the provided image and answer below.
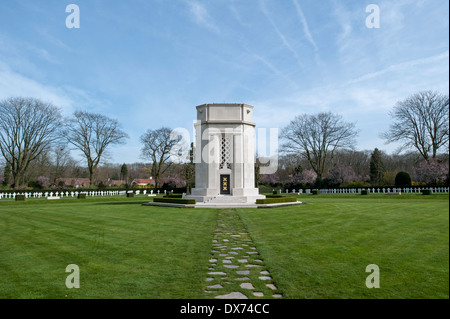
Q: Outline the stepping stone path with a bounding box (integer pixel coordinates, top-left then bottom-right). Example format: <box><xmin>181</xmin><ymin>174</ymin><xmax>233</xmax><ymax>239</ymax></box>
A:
<box><xmin>204</xmin><ymin>210</ymin><xmax>283</xmax><ymax>299</ymax></box>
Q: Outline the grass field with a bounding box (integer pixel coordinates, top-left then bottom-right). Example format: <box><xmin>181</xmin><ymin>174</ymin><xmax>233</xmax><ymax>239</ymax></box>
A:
<box><xmin>0</xmin><ymin>197</ymin><xmax>216</xmax><ymax>298</ymax></box>
<box><xmin>0</xmin><ymin>193</ymin><xmax>448</xmax><ymax>299</ymax></box>
<box><xmin>240</xmin><ymin>194</ymin><xmax>449</xmax><ymax>299</ymax></box>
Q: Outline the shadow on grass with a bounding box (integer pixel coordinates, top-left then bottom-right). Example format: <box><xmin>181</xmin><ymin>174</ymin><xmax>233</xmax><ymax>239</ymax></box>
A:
<box><xmin>94</xmin><ymin>200</ymin><xmax>150</xmax><ymax>206</ymax></box>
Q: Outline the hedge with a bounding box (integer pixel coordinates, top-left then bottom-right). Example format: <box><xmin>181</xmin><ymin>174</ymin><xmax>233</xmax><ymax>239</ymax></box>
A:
<box><xmin>422</xmin><ymin>189</ymin><xmax>432</xmax><ymax>195</ymax></box>
<box><xmin>266</xmin><ymin>194</ymin><xmax>285</xmax><ymax>198</ymax></box>
<box><xmin>126</xmin><ymin>193</ymin><xmax>134</xmax><ymax>198</ymax></box>
<box><xmin>77</xmin><ymin>193</ymin><xmax>86</xmax><ymax>199</ymax></box>
<box><xmin>361</xmin><ymin>190</ymin><xmax>369</xmax><ymax>195</ymax></box>
<box><xmin>153</xmin><ymin>198</ymin><xmax>196</xmax><ymax>205</ymax></box>
<box><xmin>312</xmin><ymin>190</ymin><xmax>320</xmax><ymax>195</ymax></box>
<box><xmin>163</xmin><ymin>194</ymin><xmax>183</xmax><ymax>198</ymax></box>
<box><xmin>15</xmin><ymin>195</ymin><xmax>25</xmax><ymax>201</ymax></box>
<box><xmin>256</xmin><ymin>197</ymin><xmax>297</xmax><ymax>204</ymax></box>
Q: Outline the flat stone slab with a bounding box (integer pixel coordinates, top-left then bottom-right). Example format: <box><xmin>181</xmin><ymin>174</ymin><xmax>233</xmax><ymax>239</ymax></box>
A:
<box><xmin>236</xmin><ymin>270</ymin><xmax>250</xmax><ymax>275</ymax></box>
<box><xmin>240</xmin><ymin>283</ymin><xmax>255</xmax><ymax>290</ymax></box>
<box><xmin>235</xmin><ymin>277</ymin><xmax>250</xmax><ymax>281</ymax></box>
<box><xmin>245</xmin><ymin>264</ymin><xmax>263</xmax><ymax>268</ymax></box>
<box><xmin>215</xmin><ymin>292</ymin><xmax>248</xmax><ymax>299</ymax></box>
<box><xmin>208</xmin><ymin>272</ymin><xmax>226</xmax><ymax>275</ymax></box>
<box><xmin>223</xmin><ymin>260</ymin><xmax>232</xmax><ymax>264</ymax></box>
<box><xmin>266</xmin><ymin>284</ymin><xmax>277</xmax><ymax>290</ymax></box>
<box><xmin>207</xmin><ymin>284</ymin><xmax>223</xmax><ymax>289</ymax></box>
<box><xmin>224</xmin><ymin>265</ymin><xmax>239</xmax><ymax>269</ymax></box>
<box><xmin>260</xmin><ymin>270</ymin><xmax>270</xmax><ymax>275</ymax></box>
<box><xmin>238</xmin><ymin>259</ymin><xmax>248</xmax><ymax>263</ymax></box>
<box><xmin>253</xmin><ymin>292</ymin><xmax>264</xmax><ymax>297</ymax></box>
<box><xmin>273</xmin><ymin>294</ymin><xmax>283</xmax><ymax>298</ymax></box>
<box><xmin>259</xmin><ymin>276</ymin><xmax>272</xmax><ymax>280</ymax></box>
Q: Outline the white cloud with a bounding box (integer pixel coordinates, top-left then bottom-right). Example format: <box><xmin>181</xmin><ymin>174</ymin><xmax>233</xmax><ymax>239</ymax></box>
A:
<box><xmin>347</xmin><ymin>51</ymin><xmax>450</xmax><ymax>86</ymax></box>
<box><xmin>333</xmin><ymin>2</ymin><xmax>354</xmax><ymax>47</ymax></box>
<box><xmin>248</xmin><ymin>43</ymin><xmax>449</xmax><ymax>154</ymax></box>
<box><xmin>252</xmin><ymin>54</ymin><xmax>298</xmax><ymax>89</ymax></box>
<box><xmin>259</xmin><ymin>0</ymin><xmax>303</xmax><ymax>69</ymax></box>
<box><xmin>186</xmin><ymin>1</ymin><xmax>220</xmax><ymax>33</ymax></box>
<box><xmin>292</xmin><ymin>0</ymin><xmax>318</xmax><ymax>51</ymax></box>
<box><xmin>0</xmin><ymin>61</ymin><xmax>111</xmax><ymax>117</ymax></box>
<box><xmin>0</xmin><ymin>61</ymin><xmax>73</xmax><ymax>114</ymax></box>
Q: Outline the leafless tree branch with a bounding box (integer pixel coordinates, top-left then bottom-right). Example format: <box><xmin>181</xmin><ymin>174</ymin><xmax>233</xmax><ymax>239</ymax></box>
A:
<box><xmin>281</xmin><ymin>112</ymin><xmax>358</xmax><ymax>178</ymax></box>
<box><xmin>64</xmin><ymin>111</ymin><xmax>128</xmax><ymax>185</ymax></box>
<box><xmin>0</xmin><ymin>97</ymin><xmax>62</xmax><ymax>189</ymax></box>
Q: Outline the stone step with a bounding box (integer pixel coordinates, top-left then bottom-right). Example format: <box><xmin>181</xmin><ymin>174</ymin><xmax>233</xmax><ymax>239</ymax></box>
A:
<box><xmin>207</xmin><ymin>196</ymin><xmax>247</xmax><ymax>203</ymax></box>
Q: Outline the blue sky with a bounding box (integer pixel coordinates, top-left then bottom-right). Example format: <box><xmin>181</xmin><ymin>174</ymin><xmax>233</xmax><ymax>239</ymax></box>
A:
<box><xmin>0</xmin><ymin>0</ymin><xmax>448</xmax><ymax>164</ymax></box>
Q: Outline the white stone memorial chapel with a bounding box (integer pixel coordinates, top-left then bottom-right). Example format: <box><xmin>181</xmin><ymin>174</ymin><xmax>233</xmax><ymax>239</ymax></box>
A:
<box><xmin>187</xmin><ymin>103</ymin><xmax>265</xmax><ymax>204</ymax></box>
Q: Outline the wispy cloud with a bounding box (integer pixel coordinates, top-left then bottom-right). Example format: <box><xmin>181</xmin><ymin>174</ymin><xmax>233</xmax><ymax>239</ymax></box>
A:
<box><xmin>259</xmin><ymin>0</ymin><xmax>303</xmax><ymax>68</ymax></box>
<box><xmin>0</xmin><ymin>61</ymin><xmax>73</xmax><ymax>114</ymax></box>
<box><xmin>347</xmin><ymin>51</ymin><xmax>450</xmax><ymax>85</ymax></box>
<box><xmin>228</xmin><ymin>1</ymin><xmax>250</xmax><ymax>27</ymax></box>
<box><xmin>292</xmin><ymin>0</ymin><xmax>318</xmax><ymax>51</ymax></box>
<box><xmin>186</xmin><ymin>1</ymin><xmax>220</xmax><ymax>33</ymax></box>
<box><xmin>23</xmin><ymin>43</ymin><xmax>60</xmax><ymax>65</ymax></box>
<box><xmin>0</xmin><ymin>61</ymin><xmax>111</xmax><ymax>116</ymax></box>
<box><xmin>36</xmin><ymin>29</ymin><xmax>72</xmax><ymax>52</ymax></box>
<box><xmin>0</xmin><ymin>32</ymin><xmax>60</xmax><ymax>65</ymax></box>
<box><xmin>252</xmin><ymin>54</ymin><xmax>299</xmax><ymax>89</ymax></box>
<box><xmin>332</xmin><ymin>1</ymin><xmax>354</xmax><ymax>50</ymax></box>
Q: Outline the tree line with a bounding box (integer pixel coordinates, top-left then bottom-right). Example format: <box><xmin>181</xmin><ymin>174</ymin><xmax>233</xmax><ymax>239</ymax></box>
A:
<box><xmin>0</xmin><ymin>97</ymin><xmax>128</xmax><ymax>189</ymax></box>
<box><xmin>274</xmin><ymin>90</ymin><xmax>449</xmax><ymax>188</ymax></box>
<box><xmin>0</xmin><ymin>91</ymin><xmax>448</xmax><ymax>190</ymax></box>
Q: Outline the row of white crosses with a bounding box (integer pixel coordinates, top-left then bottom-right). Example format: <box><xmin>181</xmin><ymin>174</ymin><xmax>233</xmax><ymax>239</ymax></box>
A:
<box><xmin>277</xmin><ymin>187</ymin><xmax>449</xmax><ymax>194</ymax></box>
<box><xmin>0</xmin><ymin>188</ymin><xmax>179</xmax><ymax>199</ymax></box>
<box><xmin>0</xmin><ymin>190</ymin><xmax>124</xmax><ymax>199</ymax></box>
<box><xmin>1</xmin><ymin>187</ymin><xmax>447</xmax><ymax>200</ymax></box>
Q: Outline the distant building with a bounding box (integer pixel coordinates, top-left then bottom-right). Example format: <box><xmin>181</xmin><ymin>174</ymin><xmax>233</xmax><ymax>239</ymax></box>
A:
<box><xmin>56</xmin><ymin>178</ymin><xmax>90</xmax><ymax>188</ymax></box>
<box><xmin>106</xmin><ymin>179</ymin><xmax>126</xmax><ymax>187</ymax></box>
<box><xmin>131</xmin><ymin>178</ymin><xmax>156</xmax><ymax>187</ymax></box>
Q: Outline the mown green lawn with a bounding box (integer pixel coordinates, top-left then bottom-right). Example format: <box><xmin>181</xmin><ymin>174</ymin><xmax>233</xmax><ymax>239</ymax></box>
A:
<box><xmin>0</xmin><ymin>193</ymin><xmax>448</xmax><ymax>299</ymax></box>
<box><xmin>0</xmin><ymin>197</ymin><xmax>216</xmax><ymax>298</ymax></box>
<box><xmin>239</xmin><ymin>193</ymin><xmax>449</xmax><ymax>299</ymax></box>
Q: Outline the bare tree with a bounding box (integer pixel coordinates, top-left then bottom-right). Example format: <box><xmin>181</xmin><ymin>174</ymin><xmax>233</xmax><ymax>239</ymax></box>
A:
<box><xmin>140</xmin><ymin>127</ymin><xmax>181</xmax><ymax>188</ymax></box>
<box><xmin>383</xmin><ymin>91</ymin><xmax>449</xmax><ymax>160</ymax></box>
<box><xmin>51</xmin><ymin>143</ymin><xmax>73</xmax><ymax>183</ymax></box>
<box><xmin>64</xmin><ymin>111</ymin><xmax>129</xmax><ymax>186</ymax></box>
<box><xmin>281</xmin><ymin>112</ymin><xmax>358</xmax><ymax>178</ymax></box>
<box><xmin>0</xmin><ymin>97</ymin><xmax>62</xmax><ymax>189</ymax></box>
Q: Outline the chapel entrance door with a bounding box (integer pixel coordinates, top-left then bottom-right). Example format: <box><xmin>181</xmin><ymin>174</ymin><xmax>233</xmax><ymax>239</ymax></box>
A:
<box><xmin>220</xmin><ymin>175</ymin><xmax>231</xmax><ymax>195</ymax></box>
